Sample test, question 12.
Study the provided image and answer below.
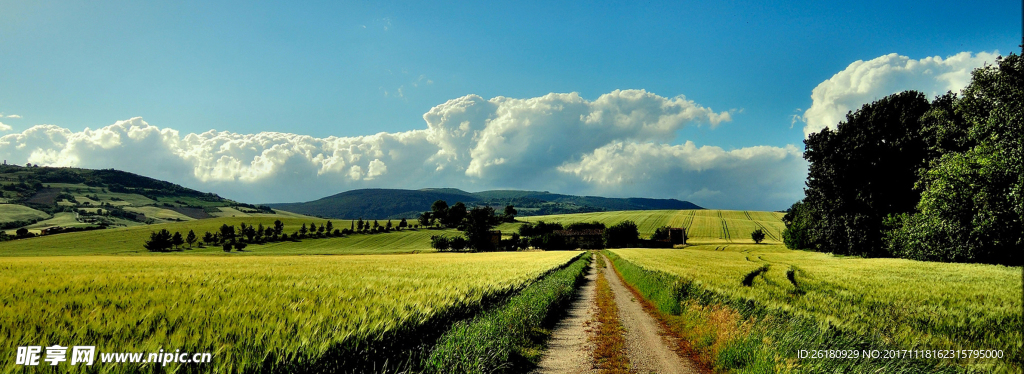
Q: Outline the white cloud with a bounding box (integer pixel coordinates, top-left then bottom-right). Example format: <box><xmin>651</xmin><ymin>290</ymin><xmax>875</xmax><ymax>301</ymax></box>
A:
<box><xmin>558</xmin><ymin>142</ymin><xmax>806</xmax><ymax>209</ymax></box>
<box><xmin>0</xmin><ymin>122</ymin><xmax>11</xmax><ymax>132</ymax></box>
<box><xmin>801</xmin><ymin>51</ymin><xmax>1000</xmax><ymax>138</ymax></box>
<box><xmin>6</xmin><ymin>115</ymin><xmax>22</xmax><ymax>119</ymax></box>
<box><xmin>0</xmin><ymin>90</ymin><xmax>804</xmax><ymax>210</ymax></box>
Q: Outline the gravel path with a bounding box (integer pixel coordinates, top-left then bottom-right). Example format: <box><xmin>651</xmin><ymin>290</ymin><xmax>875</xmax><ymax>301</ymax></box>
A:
<box><xmin>535</xmin><ymin>255</ymin><xmax>702</xmax><ymax>374</ymax></box>
<box><xmin>532</xmin><ymin>257</ymin><xmax>599</xmax><ymax>374</ymax></box>
<box><xmin>599</xmin><ymin>255</ymin><xmax>701</xmax><ymax>374</ymax></box>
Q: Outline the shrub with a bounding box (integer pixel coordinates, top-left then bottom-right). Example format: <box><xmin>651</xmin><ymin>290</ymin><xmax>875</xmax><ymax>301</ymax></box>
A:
<box><xmin>450</xmin><ymin>236</ymin><xmax>468</xmax><ymax>251</ymax></box>
<box><xmin>751</xmin><ymin>228</ymin><xmax>765</xmax><ymax>244</ymax></box>
<box><xmin>604</xmin><ymin>220</ymin><xmax>639</xmax><ymax>248</ymax></box>
<box><xmin>222</xmin><ymin>243</ymin><xmax>233</xmax><ymax>252</ymax></box>
<box><xmin>430</xmin><ymin>235</ymin><xmax>451</xmax><ymax>251</ymax></box>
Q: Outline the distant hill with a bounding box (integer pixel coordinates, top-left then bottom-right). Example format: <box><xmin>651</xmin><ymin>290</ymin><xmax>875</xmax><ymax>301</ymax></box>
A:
<box><xmin>268</xmin><ymin>189</ymin><xmax>483</xmax><ymax>220</ymax></box>
<box><xmin>266</xmin><ymin>188</ymin><xmax>703</xmax><ymax>219</ymax></box>
<box><xmin>0</xmin><ymin>164</ymin><xmax>280</xmax><ymax>233</ymax></box>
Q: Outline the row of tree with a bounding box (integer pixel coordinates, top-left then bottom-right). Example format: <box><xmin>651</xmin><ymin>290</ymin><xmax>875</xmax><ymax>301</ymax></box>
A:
<box><xmin>783</xmin><ymin>53</ymin><xmax>1022</xmax><ymax>266</ymax></box>
<box><xmin>435</xmin><ymin>220</ymin><xmax>642</xmax><ymax>252</ymax></box>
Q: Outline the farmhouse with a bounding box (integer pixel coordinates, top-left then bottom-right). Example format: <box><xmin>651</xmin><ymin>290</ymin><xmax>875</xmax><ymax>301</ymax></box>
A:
<box><xmin>40</xmin><ymin>226</ymin><xmax>65</xmax><ymax>235</ymax></box>
<box><xmin>553</xmin><ymin>229</ymin><xmax>605</xmax><ymax>249</ymax></box>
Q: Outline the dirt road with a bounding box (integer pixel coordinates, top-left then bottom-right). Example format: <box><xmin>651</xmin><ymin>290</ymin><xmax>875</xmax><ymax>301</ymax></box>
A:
<box><xmin>534</xmin><ymin>255</ymin><xmax>702</xmax><ymax>374</ymax></box>
<box><xmin>532</xmin><ymin>258</ymin><xmax>600</xmax><ymax>374</ymax></box>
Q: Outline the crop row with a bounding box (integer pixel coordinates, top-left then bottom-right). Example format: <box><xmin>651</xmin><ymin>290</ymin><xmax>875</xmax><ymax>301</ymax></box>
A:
<box><xmin>0</xmin><ymin>252</ymin><xmax>580</xmax><ymax>373</ymax></box>
<box><xmin>605</xmin><ymin>247</ymin><xmax>1022</xmax><ymax>373</ymax></box>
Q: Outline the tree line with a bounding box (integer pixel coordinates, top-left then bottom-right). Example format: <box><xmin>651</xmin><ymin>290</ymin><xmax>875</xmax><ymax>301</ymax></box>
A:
<box><xmin>142</xmin><ymin>217</ymin><xmax>422</xmax><ymax>252</ymax></box>
<box><xmin>783</xmin><ymin>53</ymin><xmax>1022</xmax><ymax>266</ymax></box>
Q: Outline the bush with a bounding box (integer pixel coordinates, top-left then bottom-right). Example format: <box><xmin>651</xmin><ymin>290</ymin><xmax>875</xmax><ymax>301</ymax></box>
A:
<box><xmin>450</xmin><ymin>236</ymin><xmax>468</xmax><ymax>251</ymax></box>
<box><xmin>222</xmin><ymin>243</ymin><xmax>233</xmax><ymax>252</ymax></box>
<box><xmin>651</xmin><ymin>226</ymin><xmax>671</xmax><ymax>241</ymax></box>
<box><xmin>430</xmin><ymin>235</ymin><xmax>451</xmax><ymax>251</ymax></box>
<box><xmin>605</xmin><ymin>220</ymin><xmax>639</xmax><ymax>248</ymax></box>
<box><xmin>751</xmin><ymin>228</ymin><xmax>766</xmax><ymax>244</ymax></box>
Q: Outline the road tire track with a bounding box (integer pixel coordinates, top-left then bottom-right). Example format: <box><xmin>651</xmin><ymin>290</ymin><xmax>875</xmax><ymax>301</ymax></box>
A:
<box><xmin>532</xmin><ymin>257</ymin><xmax>600</xmax><ymax>374</ymax></box>
<box><xmin>598</xmin><ymin>255</ymin><xmax>701</xmax><ymax>374</ymax></box>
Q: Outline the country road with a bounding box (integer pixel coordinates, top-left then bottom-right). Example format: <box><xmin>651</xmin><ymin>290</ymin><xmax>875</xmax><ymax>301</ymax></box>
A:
<box><xmin>534</xmin><ymin>255</ymin><xmax>703</xmax><ymax>374</ymax></box>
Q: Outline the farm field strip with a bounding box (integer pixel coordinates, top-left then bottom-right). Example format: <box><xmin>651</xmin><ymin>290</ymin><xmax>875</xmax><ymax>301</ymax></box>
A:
<box><xmin>520</xmin><ymin>210</ymin><xmax>786</xmax><ymax>241</ymax></box>
<box><xmin>609</xmin><ymin>246</ymin><xmax>1022</xmax><ymax>372</ymax></box>
<box><xmin>744</xmin><ymin>211</ymin><xmax>780</xmax><ymax>241</ymax></box>
<box><xmin>0</xmin><ymin>216</ymin><xmax>444</xmax><ymax>256</ymax></box>
<box><xmin>0</xmin><ymin>251</ymin><xmax>581</xmax><ymax>373</ymax></box>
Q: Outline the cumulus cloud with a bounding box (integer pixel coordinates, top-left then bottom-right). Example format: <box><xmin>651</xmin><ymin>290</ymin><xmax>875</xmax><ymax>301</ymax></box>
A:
<box><xmin>801</xmin><ymin>51</ymin><xmax>1000</xmax><ymax>137</ymax></box>
<box><xmin>0</xmin><ymin>122</ymin><xmax>10</xmax><ymax>132</ymax></box>
<box><xmin>0</xmin><ymin>90</ymin><xmax>804</xmax><ymax>210</ymax></box>
<box><xmin>559</xmin><ymin>142</ymin><xmax>807</xmax><ymax>209</ymax></box>
<box><xmin>6</xmin><ymin>114</ymin><xmax>21</xmax><ymax>119</ymax></box>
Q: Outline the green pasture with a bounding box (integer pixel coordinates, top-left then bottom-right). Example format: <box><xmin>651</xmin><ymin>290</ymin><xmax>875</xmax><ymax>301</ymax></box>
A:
<box><xmin>0</xmin><ymin>204</ymin><xmax>49</xmax><ymax>224</ymax></box>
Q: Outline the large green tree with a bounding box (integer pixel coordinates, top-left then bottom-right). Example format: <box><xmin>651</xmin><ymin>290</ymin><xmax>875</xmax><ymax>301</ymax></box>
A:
<box><xmin>799</xmin><ymin>91</ymin><xmax>933</xmax><ymax>256</ymax></box>
<box><xmin>887</xmin><ymin>53</ymin><xmax>1023</xmax><ymax>265</ymax></box>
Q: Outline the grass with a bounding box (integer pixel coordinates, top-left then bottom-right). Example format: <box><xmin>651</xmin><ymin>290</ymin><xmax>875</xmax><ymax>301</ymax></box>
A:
<box><xmin>0</xmin><ymin>251</ymin><xmax>580</xmax><ymax>373</ymax></box>
<box><xmin>0</xmin><ymin>217</ymin><xmax>453</xmax><ymax>256</ymax></box>
<box><xmin>519</xmin><ymin>209</ymin><xmax>785</xmax><ymax>242</ymax></box>
<box><xmin>592</xmin><ymin>254</ymin><xmax>630</xmax><ymax>373</ymax></box>
<box><xmin>423</xmin><ymin>252</ymin><xmax>590</xmax><ymax>373</ymax></box>
<box><xmin>0</xmin><ymin>204</ymin><xmax>49</xmax><ymax>224</ymax></box>
<box><xmin>124</xmin><ymin>206</ymin><xmax>196</xmax><ymax>221</ymax></box>
<box><xmin>606</xmin><ymin>246</ymin><xmax>1022</xmax><ymax>373</ymax></box>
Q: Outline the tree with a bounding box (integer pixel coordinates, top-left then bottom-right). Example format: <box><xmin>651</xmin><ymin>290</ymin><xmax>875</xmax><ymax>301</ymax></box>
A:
<box><xmin>751</xmin><ymin>228</ymin><xmax>766</xmax><ymax>244</ymax></box>
<box><xmin>235</xmin><ymin>242</ymin><xmax>248</xmax><ymax>251</ymax></box>
<box><xmin>782</xmin><ymin>201</ymin><xmax>813</xmax><ymax>250</ymax></box>
<box><xmin>144</xmin><ymin>229</ymin><xmax>174</xmax><ymax>252</ymax></box>
<box><xmin>372</xmin><ymin>220</ymin><xmax>380</xmax><ymax>230</ymax></box>
<box><xmin>325</xmin><ymin>221</ymin><xmax>334</xmax><ymax>235</ymax></box>
<box><xmin>800</xmin><ymin>91</ymin><xmax>932</xmax><ymax>256</ymax></box>
<box><xmin>171</xmin><ymin>231</ymin><xmax>184</xmax><ymax>250</ymax></box>
<box><xmin>605</xmin><ymin>221</ymin><xmax>639</xmax><ymax>248</ymax></box>
<box><xmin>462</xmin><ymin>206</ymin><xmax>498</xmax><ymax>251</ymax></box>
<box><xmin>256</xmin><ymin>223</ymin><xmax>265</xmax><ymax>241</ymax></box>
<box><xmin>219</xmin><ymin>224</ymin><xmax>236</xmax><ymax>243</ymax></box>
<box><xmin>431</xmin><ymin>235</ymin><xmax>451</xmax><ymax>251</ymax></box>
<box><xmin>185</xmin><ymin>230</ymin><xmax>197</xmax><ymax>249</ymax></box>
<box><xmin>418</xmin><ymin>212</ymin><xmax>431</xmax><ymax>227</ymax></box>
<box><xmin>885</xmin><ymin>54</ymin><xmax>1024</xmax><ymax>266</ymax></box>
<box><xmin>386</xmin><ymin>220</ymin><xmax>393</xmax><ymax>231</ymax></box>
<box><xmin>431</xmin><ymin>200</ymin><xmax>449</xmax><ymax>225</ymax></box>
<box><xmin>239</xmin><ymin>223</ymin><xmax>249</xmax><ymax>241</ymax></box>
<box><xmin>222</xmin><ymin>242</ymin><xmax>233</xmax><ymax>252</ymax></box>
<box><xmin>299</xmin><ymin>223</ymin><xmax>308</xmax><ymax>237</ymax></box>
<box><xmin>446</xmin><ymin>202</ymin><xmax>468</xmax><ymax>228</ymax></box>
<box><xmin>273</xmin><ymin>220</ymin><xmax>284</xmax><ymax>237</ymax></box>
<box><xmin>450</xmin><ymin>236</ymin><xmax>468</xmax><ymax>251</ymax></box>
<box><xmin>244</xmin><ymin>224</ymin><xmax>257</xmax><ymax>242</ymax></box>
<box><xmin>502</xmin><ymin>205</ymin><xmax>517</xmax><ymax>222</ymax></box>
<box><xmin>399</xmin><ymin>218</ymin><xmax>408</xmax><ymax>230</ymax></box>
<box><xmin>317</xmin><ymin>223</ymin><xmax>325</xmax><ymax>236</ymax></box>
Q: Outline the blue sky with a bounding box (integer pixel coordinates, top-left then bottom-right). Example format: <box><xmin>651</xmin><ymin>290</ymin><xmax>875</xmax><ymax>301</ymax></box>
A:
<box><xmin>0</xmin><ymin>1</ymin><xmax>1019</xmax><ymax>209</ymax></box>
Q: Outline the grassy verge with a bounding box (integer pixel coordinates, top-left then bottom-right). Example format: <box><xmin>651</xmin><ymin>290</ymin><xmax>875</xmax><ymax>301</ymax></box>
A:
<box><xmin>423</xmin><ymin>252</ymin><xmax>592</xmax><ymax>373</ymax></box>
<box><xmin>604</xmin><ymin>250</ymin><xmax>971</xmax><ymax>374</ymax></box>
<box><xmin>593</xmin><ymin>255</ymin><xmax>630</xmax><ymax>373</ymax></box>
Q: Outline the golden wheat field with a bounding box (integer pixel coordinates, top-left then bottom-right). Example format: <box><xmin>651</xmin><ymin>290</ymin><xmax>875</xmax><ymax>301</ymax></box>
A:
<box><xmin>0</xmin><ymin>252</ymin><xmax>579</xmax><ymax>373</ymax></box>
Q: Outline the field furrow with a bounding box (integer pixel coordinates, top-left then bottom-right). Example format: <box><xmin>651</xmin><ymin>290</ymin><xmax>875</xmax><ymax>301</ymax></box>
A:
<box><xmin>0</xmin><ymin>252</ymin><xmax>579</xmax><ymax>373</ymax></box>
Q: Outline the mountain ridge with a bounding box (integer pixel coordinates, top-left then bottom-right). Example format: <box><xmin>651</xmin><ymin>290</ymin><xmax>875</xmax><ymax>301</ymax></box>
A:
<box><xmin>266</xmin><ymin>188</ymin><xmax>703</xmax><ymax>219</ymax></box>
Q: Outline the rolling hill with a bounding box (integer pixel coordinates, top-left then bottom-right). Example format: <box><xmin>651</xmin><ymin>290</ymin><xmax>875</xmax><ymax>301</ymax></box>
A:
<box><xmin>266</xmin><ymin>188</ymin><xmax>703</xmax><ymax>219</ymax></box>
<box><xmin>0</xmin><ymin>164</ymin><xmax>285</xmax><ymax>234</ymax></box>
